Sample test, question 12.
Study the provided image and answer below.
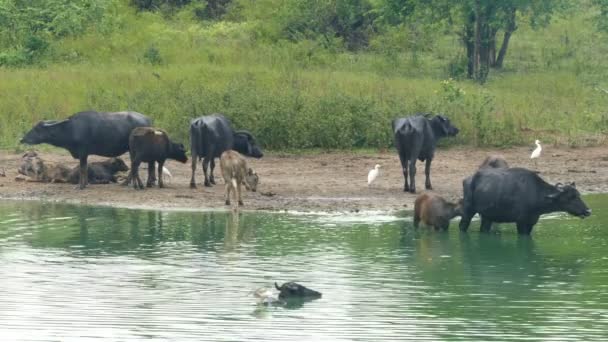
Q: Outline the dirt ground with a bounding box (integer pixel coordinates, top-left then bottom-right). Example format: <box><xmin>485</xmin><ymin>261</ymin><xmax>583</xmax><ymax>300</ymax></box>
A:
<box><xmin>0</xmin><ymin>146</ymin><xmax>607</xmax><ymax>213</ymax></box>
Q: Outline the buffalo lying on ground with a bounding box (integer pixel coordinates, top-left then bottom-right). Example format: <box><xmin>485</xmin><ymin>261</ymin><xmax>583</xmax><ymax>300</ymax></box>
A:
<box><xmin>414</xmin><ymin>192</ymin><xmax>463</xmax><ymax>230</ymax></box>
<box><xmin>18</xmin><ymin>151</ymin><xmax>128</xmax><ymax>184</ymax></box>
<box><xmin>189</xmin><ymin>114</ymin><xmax>263</xmax><ymax>188</ymax></box>
<box><xmin>17</xmin><ymin>151</ymin><xmax>71</xmax><ymax>183</ymax></box>
<box><xmin>459</xmin><ymin>167</ymin><xmax>591</xmax><ymax>235</ymax></box>
<box><xmin>125</xmin><ymin>127</ymin><xmax>188</xmax><ymax>189</ymax></box>
<box><xmin>392</xmin><ymin>114</ymin><xmax>459</xmax><ymax>193</ymax></box>
<box><xmin>20</xmin><ymin>111</ymin><xmax>152</xmax><ymax>189</ymax></box>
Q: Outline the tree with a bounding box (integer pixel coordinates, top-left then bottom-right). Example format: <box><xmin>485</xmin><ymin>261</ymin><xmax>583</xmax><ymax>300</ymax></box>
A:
<box><xmin>377</xmin><ymin>0</ymin><xmax>568</xmax><ymax>83</ymax></box>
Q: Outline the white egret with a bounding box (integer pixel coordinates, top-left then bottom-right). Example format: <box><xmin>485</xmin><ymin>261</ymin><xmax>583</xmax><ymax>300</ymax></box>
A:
<box><xmin>162</xmin><ymin>166</ymin><xmax>172</xmax><ymax>178</ymax></box>
<box><xmin>530</xmin><ymin>139</ymin><xmax>542</xmax><ymax>168</ymax></box>
<box><xmin>367</xmin><ymin>164</ymin><xmax>381</xmax><ymax>187</ymax></box>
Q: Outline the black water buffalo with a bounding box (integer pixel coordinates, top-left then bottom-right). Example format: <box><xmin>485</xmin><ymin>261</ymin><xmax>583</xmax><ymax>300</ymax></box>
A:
<box><xmin>274</xmin><ymin>282</ymin><xmax>322</xmax><ymax>300</ymax></box>
<box><xmin>189</xmin><ymin>114</ymin><xmax>263</xmax><ymax>188</ymax></box>
<box><xmin>459</xmin><ymin>167</ymin><xmax>591</xmax><ymax>235</ymax></box>
<box><xmin>20</xmin><ymin>111</ymin><xmax>151</xmax><ymax>189</ymax></box>
<box><xmin>393</xmin><ymin>114</ymin><xmax>459</xmax><ymax>193</ymax></box>
<box><xmin>67</xmin><ymin>157</ymin><xmax>129</xmax><ymax>184</ymax></box>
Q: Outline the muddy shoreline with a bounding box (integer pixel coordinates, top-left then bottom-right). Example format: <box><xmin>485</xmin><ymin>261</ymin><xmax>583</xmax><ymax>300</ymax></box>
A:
<box><xmin>1</xmin><ymin>146</ymin><xmax>607</xmax><ymax>213</ymax></box>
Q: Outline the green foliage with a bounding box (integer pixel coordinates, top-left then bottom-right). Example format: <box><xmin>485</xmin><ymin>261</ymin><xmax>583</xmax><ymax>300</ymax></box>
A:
<box><xmin>1</xmin><ymin>0</ymin><xmax>608</xmax><ymax>150</ymax></box>
<box><xmin>142</xmin><ymin>45</ymin><xmax>163</xmax><ymax>65</ymax></box>
<box><xmin>0</xmin><ymin>0</ymin><xmax>117</xmax><ymax>65</ymax></box>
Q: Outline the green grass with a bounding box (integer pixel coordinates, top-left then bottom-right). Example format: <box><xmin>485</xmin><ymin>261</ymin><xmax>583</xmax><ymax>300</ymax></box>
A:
<box><xmin>1</xmin><ymin>4</ymin><xmax>608</xmax><ymax>150</ymax></box>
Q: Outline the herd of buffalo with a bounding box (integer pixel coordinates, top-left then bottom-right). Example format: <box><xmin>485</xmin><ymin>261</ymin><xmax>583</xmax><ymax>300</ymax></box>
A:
<box><xmin>18</xmin><ymin>110</ymin><xmax>592</xmax><ymax>235</ymax></box>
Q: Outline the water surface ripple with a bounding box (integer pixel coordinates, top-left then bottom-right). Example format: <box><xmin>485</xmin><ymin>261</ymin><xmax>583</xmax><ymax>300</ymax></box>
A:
<box><xmin>0</xmin><ymin>197</ymin><xmax>607</xmax><ymax>341</ymax></box>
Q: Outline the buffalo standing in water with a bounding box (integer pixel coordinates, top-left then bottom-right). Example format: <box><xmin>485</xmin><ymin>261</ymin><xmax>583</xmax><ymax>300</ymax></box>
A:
<box><xmin>460</xmin><ymin>167</ymin><xmax>591</xmax><ymax>235</ymax></box>
<box><xmin>20</xmin><ymin>111</ymin><xmax>151</xmax><ymax>189</ymax></box>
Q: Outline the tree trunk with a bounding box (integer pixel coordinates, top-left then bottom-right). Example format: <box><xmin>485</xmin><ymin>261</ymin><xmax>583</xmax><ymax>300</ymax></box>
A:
<box><xmin>473</xmin><ymin>0</ymin><xmax>481</xmax><ymax>80</ymax></box>
<box><xmin>463</xmin><ymin>13</ymin><xmax>476</xmax><ymax>79</ymax></box>
<box><xmin>495</xmin><ymin>6</ymin><xmax>517</xmax><ymax>69</ymax></box>
<box><xmin>489</xmin><ymin>27</ymin><xmax>498</xmax><ymax>67</ymax></box>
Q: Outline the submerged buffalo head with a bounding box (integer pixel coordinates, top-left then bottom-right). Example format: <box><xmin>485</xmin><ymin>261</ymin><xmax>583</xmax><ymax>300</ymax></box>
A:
<box><xmin>274</xmin><ymin>282</ymin><xmax>322</xmax><ymax>300</ymax></box>
<box><xmin>20</xmin><ymin>120</ymin><xmax>68</xmax><ymax>145</ymax></box>
<box><xmin>234</xmin><ymin>131</ymin><xmax>263</xmax><ymax>159</ymax></box>
<box><xmin>244</xmin><ymin>168</ymin><xmax>259</xmax><ymax>192</ymax></box>
<box><xmin>169</xmin><ymin>142</ymin><xmax>189</xmax><ymax>163</ymax></box>
<box><xmin>431</xmin><ymin>114</ymin><xmax>459</xmax><ymax>138</ymax></box>
<box><xmin>547</xmin><ymin>182</ymin><xmax>591</xmax><ymax>218</ymax></box>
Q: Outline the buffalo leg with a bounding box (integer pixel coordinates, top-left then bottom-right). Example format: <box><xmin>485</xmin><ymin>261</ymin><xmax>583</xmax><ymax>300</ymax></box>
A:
<box><xmin>413</xmin><ymin>213</ymin><xmax>420</xmax><ymax>228</ymax></box>
<box><xmin>398</xmin><ymin>153</ymin><xmax>409</xmax><ymax>192</ymax></box>
<box><xmin>209</xmin><ymin>159</ymin><xmax>216</xmax><ymax>185</ymax></box>
<box><xmin>424</xmin><ymin>159</ymin><xmax>433</xmax><ymax>190</ymax></box>
<box><xmin>225</xmin><ymin>182</ymin><xmax>231</xmax><ymax>205</ymax></box>
<box><xmin>131</xmin><ymin>160</ymin><xmax>144</xmax><ymax>190</ymax></box>
<box><xmin>78</xmin><ymin>155</ymin><xmax>88</xmax><ymax>190</ymax></box>
<box><xmin>157</xmin><ymin>160</ymin><xmax>165</xmax><ymax>188</ymax></box>
<box><xmin>146</xmin><ymin>162</ymin><xmax>155</xmax><ymax>187</ymax></box>
<box><xmin>480</xmin><ymin>216</ymin><xmax>492</xmax><ymax>232</ymax></box>
<box><xmin>517</xmin><ymin>216</ymin><xmax>538</xmax><ymax>235</ymax></box>
<box><xmin>190</xmin><ymin>155</ymin><xmax>198</xmax><ymax>189</ymax></box>
<box><xmin>459</xmin><ymin>214</ymin><xmax>474</xmax><ymax>232</ymax></box>
<box><xmin>237</xmin><ymin>181</ymin><xmax>243</xmax><ymax>206</ymax></box>
<box><xmin>408</xmin><ymin>159</ymin><xmax>417</xmax><ymax>194</ymax></box>
<box><xmin>202</xmin><ymin>156</ymin><xmax>212</xmax><ymax>187</ymax></box>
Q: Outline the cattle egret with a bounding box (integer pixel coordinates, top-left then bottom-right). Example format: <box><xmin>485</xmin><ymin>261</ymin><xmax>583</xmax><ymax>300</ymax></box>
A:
<box><xmin>368</xmin><ymin>164</ymin><xmax>381</xmax><ymax>187</ymax></box>
<box><xmin>162</xmin><ymin>166</ymin><xmax>172</xmax><ymax>178</ymax></box>
<box><xmin>253</xmin><ymin>287</ymin><xmax>279</xmax><ymax>305</ymax></box>
<box><xmin>530</xmin><ymin>139</ymin><xmax>542</xmax><ymax>168</ymax></box>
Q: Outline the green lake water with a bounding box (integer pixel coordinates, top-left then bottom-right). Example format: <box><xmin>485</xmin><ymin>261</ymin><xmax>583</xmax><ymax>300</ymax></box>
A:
<box><xmin>0</xmin><ymin>196</ymin><xmax>607</xmax><ymax>341</ymax></box>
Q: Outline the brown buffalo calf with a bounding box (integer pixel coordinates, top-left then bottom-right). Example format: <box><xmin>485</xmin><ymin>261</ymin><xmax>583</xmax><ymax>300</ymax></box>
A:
<box><xmin>220</xmin><ymin>150</ymin><xmax>259</xmax><ymax>208</ymax></box>
<box><xmin>414</xmin><ymin>192</ymin><xmax>463</xmax><ymax>230</ymax></box>
<box><xmin>126</xmin><ymin>127</ymin><xmax>188</xmax><ymax>189</ymax></box>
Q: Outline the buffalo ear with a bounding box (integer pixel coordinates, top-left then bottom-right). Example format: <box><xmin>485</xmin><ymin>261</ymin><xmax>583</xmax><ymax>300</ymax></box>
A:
<box><xmin>570</xmin><ymin>182</ymin><xmax>576</xmax><ymax>188</ymax></box>
<box><xmin>275</xmin><ymin>282</ymin><xmax>281</xmax><ymax>291</ymax></box>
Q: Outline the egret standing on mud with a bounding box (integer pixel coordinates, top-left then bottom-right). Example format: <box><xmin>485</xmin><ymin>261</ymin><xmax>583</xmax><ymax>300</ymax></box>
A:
<box><xmin>530</xmin><ymin>139</ymin><xmax>542</xmax><ymax>168</ymax></box>
<box><xmin>368</xmin><ymin>164</ymin><xmax>381</xmax><ymax>187</ymax></box>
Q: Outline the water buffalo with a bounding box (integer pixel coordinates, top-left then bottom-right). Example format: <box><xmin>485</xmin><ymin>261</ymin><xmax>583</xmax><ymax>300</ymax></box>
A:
<box><xmin>17</xmin><ymin>151</ymin><xmax>128</xmax><ymax>184</ymax></box>
<box><xmin>20</xmin><ymin>111</ymin><xmax>152</xmax><ymax>189</ymax></box>
<box><xmin>17</xmin><ymin>151</ymin><xmax>71</xmax><ymax>183</ymax></box>
<box><xmin>189</xmin><ymin>114</ymin><xmax>263</xmax><ymax>188</ymax></box>
<box><xmin>459</xmin><ymin>167</ymin><xmax>591</xmax><ymax>235</ymax></box>
<box><xmin>220</xmin><ymin>150</ymin><xmax>259</xmax><ymax>208</ymax></box>
<box><xmin>275</xmin><ymin>282</ymin><xmax>322</xmax><ymax>300</ymax></box>
<box><xmin>414</xmin><ymin>192</ymin><xmax>463</xmax><ymax>230</ymax></box>
<box><xmin>125</xmin><ymin>127</ymin><xmax>188</xmax><ymax>189</ymax></box>
<box><xmin>67</xmin><ymin>157</ymin><xmax>129</xmax><ymax>184</ymax></box>
<box><xmin>393</xmin><ymin>114</ymin><xmax>459</xmax><ymax>193</ymax></box>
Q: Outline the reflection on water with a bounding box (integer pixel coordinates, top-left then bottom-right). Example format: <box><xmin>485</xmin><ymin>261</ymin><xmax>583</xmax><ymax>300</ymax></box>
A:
<box><xmin>0</xmin><ymin>196</ymin><xmax>607</xmax><ymax>341</ymax></box>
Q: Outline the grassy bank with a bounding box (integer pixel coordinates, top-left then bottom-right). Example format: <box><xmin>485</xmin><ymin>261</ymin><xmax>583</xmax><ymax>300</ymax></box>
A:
<box><xmin>1</xmin><ymin>3</ymin><xmax>607</xmax><ymax>150</ymax></box>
